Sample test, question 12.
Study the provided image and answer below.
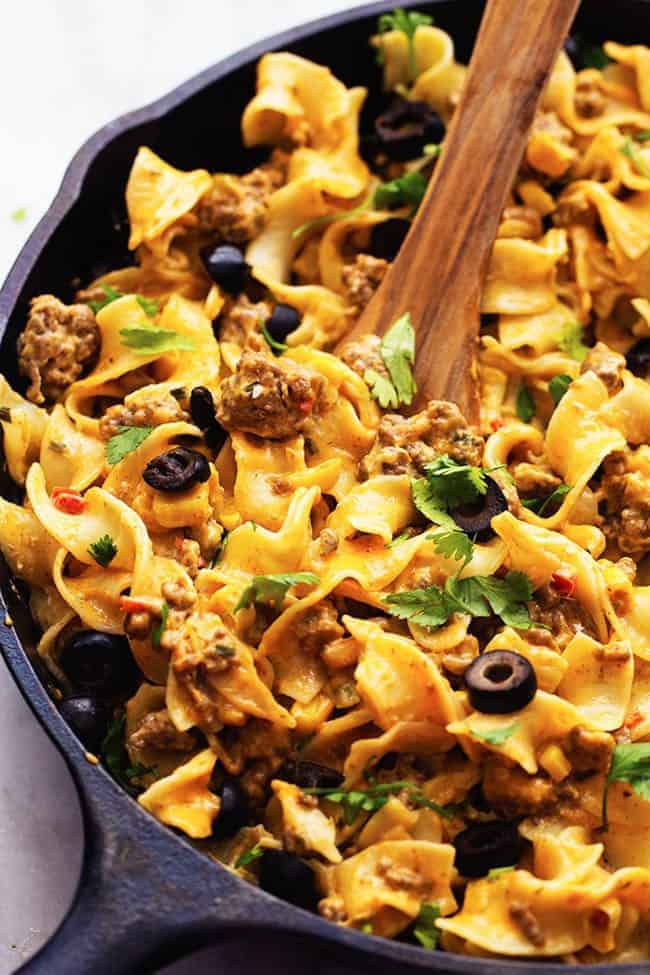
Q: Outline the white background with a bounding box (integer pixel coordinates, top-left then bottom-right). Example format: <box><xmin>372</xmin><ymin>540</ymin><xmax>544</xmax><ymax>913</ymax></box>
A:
<box><xmin>0</xmin><ymin>2</ymin><xmax>367</xmax><ymax>971</ymax></box>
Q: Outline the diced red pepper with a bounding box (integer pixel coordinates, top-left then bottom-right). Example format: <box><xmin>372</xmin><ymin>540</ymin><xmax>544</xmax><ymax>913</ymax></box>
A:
<box><xmin>52</xmin><ymin>487</ymin><xmax>85</xmax><ymax>514</ymax></box>
<box><xmin>490</xmin><ymin>418</ymin><xmax>504</xmax><ymax>432</ymax></box>
<box><xmin>624</xmin><ymin>710</ymin><xmax>644</xmax><ymax>730</ymax></box>
<box><xmin>550</xmin><ymin>568</ymin><xmax>577</xmax><ymax>598</ymax></box>
<box><xmin>120</xmin><ymin>596</ymin><xmax>149</xmax><ymax>614</ymax></box>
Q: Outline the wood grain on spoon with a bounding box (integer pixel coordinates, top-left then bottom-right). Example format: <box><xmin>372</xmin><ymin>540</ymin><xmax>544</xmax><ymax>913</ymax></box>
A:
<box><xmin>339</xmin><ymin>0</ymin><xmax>581</xmax><ymax>424</ymax></box>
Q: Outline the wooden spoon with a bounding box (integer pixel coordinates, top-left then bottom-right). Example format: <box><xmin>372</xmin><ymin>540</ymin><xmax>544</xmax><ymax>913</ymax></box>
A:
<box><xmin>339</xmin><ymin>0</ymin><xmax>580</xmax><ymax>424</ymax></box>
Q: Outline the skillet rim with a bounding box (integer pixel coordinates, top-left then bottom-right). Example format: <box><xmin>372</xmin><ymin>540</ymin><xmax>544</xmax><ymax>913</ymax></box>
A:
<box><xmin>1</xmin><ymin>1</ymin><xmax>649</xmax><ymax>971</ymax></box>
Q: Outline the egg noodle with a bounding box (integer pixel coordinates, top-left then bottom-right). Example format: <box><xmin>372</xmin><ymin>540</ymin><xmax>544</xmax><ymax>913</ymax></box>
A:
<box><xmin>4</xmin><ymin>14</ymin><xmax>650</xmax><ymax>961</ymax></box>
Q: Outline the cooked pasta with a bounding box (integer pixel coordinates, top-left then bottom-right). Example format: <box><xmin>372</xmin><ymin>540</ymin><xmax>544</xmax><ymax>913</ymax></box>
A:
<box><xmin>5</xmin><ymin>11</ymin><xmax>650</xmax><ymax>963</ymax></box>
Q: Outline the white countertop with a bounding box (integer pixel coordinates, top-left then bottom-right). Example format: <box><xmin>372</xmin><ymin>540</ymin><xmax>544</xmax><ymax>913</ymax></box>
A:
<box><xmin>0</xmin><ymin>2</ymin><xmax>366</xmax><ymax>970</ymax></box>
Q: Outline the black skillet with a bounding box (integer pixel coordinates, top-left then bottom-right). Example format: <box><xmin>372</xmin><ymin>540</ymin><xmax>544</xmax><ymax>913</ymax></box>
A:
<box><xmin>1</xmin><ymin>1</ymin><xmax>650</xmax><ymax>972</ymax></box>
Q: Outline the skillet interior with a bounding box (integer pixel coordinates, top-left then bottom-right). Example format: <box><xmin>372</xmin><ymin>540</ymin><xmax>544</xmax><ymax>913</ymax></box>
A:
<box><xmin>2</xmin><ymin>1</ymin><xmax>650</xmax><ymax>972</ymax></box>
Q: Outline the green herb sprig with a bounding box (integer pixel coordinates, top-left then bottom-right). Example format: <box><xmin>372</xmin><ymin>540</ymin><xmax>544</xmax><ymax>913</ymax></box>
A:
<box><xmin>377</xmin><ymin>8</ymin><xmax>433</xmax><ymax>80</ymax></box>
<box><xmin>558</xmin><ymin>322</ymin><xmax>589</xmax><ymax>362</ymax></box>
<box><xmin>101</xmin><ymin>712</ymin><xmax>156</xmax><ymax>795</ymax></box>
<box><xmin>106</xmin><ymin>425</ymin><xmax>154</xmax><ymax>465</ymax></box>
<box><xmin>88</xmin><ymin>534</ymin><xmax>118</xmax><ymax>568</ymax></box>
<box><xmin>364</xmin><ymin>312</ymin><xmax>417</xmax><ymax>409</ymax></box>
<box><xmin>304</xmin><ymin>780</ymin><xmax>456</xmax><ymax>826</ymax></box>
<box><xmin>413</xmin><ymin>902</ymin><xmax>441</xmax><ymax>950</ymax></box>
<box><xmin>234</xmin><ymin>572</ymin><xmax>320</xmax><ymax>612</ymax></box>
<box><xmin>549</xmin><ymin>373</ymin><xmax>573</xmax><ymax>405</ymax></box>
<box><xmin>602</xmin><ymin>743</ymin><xmax>650</xmax><ymax>830</ymax></box>
<box><xmin>516</xmin><ymin>385</ymin><xmax>536</xmax><ymax>423</ymax></box>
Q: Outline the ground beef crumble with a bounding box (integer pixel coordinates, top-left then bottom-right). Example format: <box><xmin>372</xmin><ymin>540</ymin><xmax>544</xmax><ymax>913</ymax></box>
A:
<box><xmin>599</xmin><ymin>449</ymin><xmax>650</xmax><ymax>557</ymax></box>
<box><xmin>99</xmin><ymin>388</ymin><xmax>189</xmax><ymax>439</ymax></box>
<box><xmin>218</xmin><ymin>295</ymin><xmax>272</xmax><ymax>346</ymax></box>
<box><xmin>129</xmin><ymin>709</ymin><xmax>196</xmax><ymax>752</ymax></box>
<box><xmin>215</xmin><ymin>349</ymin><xmax>324</xmax><ymax>439</ymax></box>
<box><xmin>294</xmin><ymin>600</ymin><xmax>344</xmax><ymax>655</ymax></box>
<box><xmin>341</xmin><ymin>255</ymin><xmax>389</xmax><ymax>313</ymax></box>
<box><xmin>339</xmin><ymin>333</ymin><xmax>388</xmax><ymax>381</ymax></box>
<box><xmin>580</xmin><ymin>342</ymin><xmax>625</xmax><ymax>394</ymax></box>
<box><xmin>528</xmin><ymin>583</ymin><xmax>597</xmax><ymax>649</ymax></box>
<box><xmin>18</xmin><ymin>295</ymin><xmax>99</xmax><ymax>404</ymax></box>
<box><xmin>196</xmin><ymin>153</ymin><xmax>288</xmax><ymax>244</ymax></box>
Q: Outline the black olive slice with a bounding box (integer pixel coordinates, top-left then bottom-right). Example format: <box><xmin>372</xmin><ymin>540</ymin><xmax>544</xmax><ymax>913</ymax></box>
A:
<box><xmin>267</xmin><ymin>304</ymin><xmax>301</xmax><ymax>342</ymax></box>
<box><xmin>375</xmin><ymin>98</ymin><xmax>445</xmax><ymax>162</ymax></box>
<box><xmin>59</xmin><ymin>696</ymin><xmax>112</xmax><ymax>752</ymax></box>
<box><xmin>369</xmin><ymin>218</ymin><xmax>411</xmax><ymax>261</ymax></box>
<box><xmin>453</xmin><ymin>820</ymin><xmax>522</xmax><ymax>878</ymax></box>
<box><xmin>259</xmin><ymin>849</ymin><xmax>319</xmax><ymax>910</ymax></box>
<box><xmin>277</xmin><ymin>760</ymin><xmax>343</xmax><ymax>790</ymax></box>
<box><xmin>60</xmin><ymin>630</ymin><xmax>141</xmax><ymax>698</ymax></box>
<box><xmin>143</xmin><ymin>447</ymin><xmax>210</xmax><ymax>492</ymax></box>
<box><xmin>451</xmin><ymin>476</ymin><xmax>508</xmax><ymax>541</ymax></box>
<box><xmin>189</xmin><ymin>387</ymin><xmax>227</xmax><ymax>452</ymax></box>
<box><xmin>464</xmin><ymin>650</ymin><xmax>537</xmax><ymax>714</ymax></box>
<box><xmin>209</xmin><ymin>774</ymin><xmax>250</xmax><ymax>838</ymax></box>
<box><xmin>625</xmin><ymin>338</ymin><xmax>650</xmax><ymax>378</ymax></box>
<box><xmin>202</xmin><ymin>244</ymin><xmax>251</xmax><ymax>294</ymax></box>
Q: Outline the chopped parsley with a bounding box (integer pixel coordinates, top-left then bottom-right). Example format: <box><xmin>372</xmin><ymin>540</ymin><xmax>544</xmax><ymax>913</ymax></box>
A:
<box><xmin>365</xmin><ymin>312</ymin><xmax>417</xmax><ymax>409</ymax></box>
<box><xmin>619</xmin><ymin>135</ymin><xmax>650</xmax><ymax>180</ymax></box>
<box><xmin>377</xmin><ymin>8</ymin><xmax>433</xmax><ymax>80</ymax></box>
<box><xmin>234</xmin><ymin>572</ymin><xmax>320</xmax><ymax>612</ymax></box>
<box><xmin>151</xmin><ymin>602</ymin><xmax>169</xmax><ymax>648</ymax></box>
<box><xmin>260</xmin><ymin>322</ymin><xmax>288</xmax><ymax>356</ymax></box>
<box><xmin>413</xmin><ymin>902</ymin><xmax>441</xmax><ymax>950</ymax></box>
<box><xmin>120</xmin><ymin>325</ymin><xmax>194</xmax><ymax>355</ymax></box>
<box><xmin>102</xmin><ymin>712</ymin><xmax>156</xmax><ymax>795</ymax></box>
<box><xmin>105</xmin><ymin>425</ymin><xmax>154</xmax><ymax>465</ymax></box>
<box><xmin>235</xmin><ymin>844</ymin><xmax>265</xmax><ymax>868</ymax></box>
<box><xmin>373</xmin><ymin>171</ymin><xmax>427</xmax><ymax>211</ymax></box>
<box><xmin>304</xmin><ymin>780</ymin><xmax>455</xmax><ymax>826</ymax></box>
<box><xmin>88</xmin><ymin>534</ymin><xmax>118</xmax><ymax>568</ymax></box>
<box><xmin>548</xmin><ymin>373</ymin><xmax>573</xmax><ymax>405</ymax></box>
<box><xmin>521</xmin><ymin>482</ymin><xmax>571</xmax><ymax>517</ymax></box>
<box><xmin>383</xmin><ymin>570</ymin><xmax>533</xmax><ymax>631</ymax></box>
<box><xmin>474</xmin><ymin>723</ymin><xmax>519</xmax><ymax>746</ymax></box>
<box><xmin>602</xmin><ymin>743</ymin><xmax>650</xmax><ymax>830</ymax></box>
<box><xmin>515</xmin><ymin>384</ymin><xmax>536</xmax><ymax>423</ymax></box>
<box><xmin>88</xmin><ymin>284</ymin><xmax>125</xmax><ymax>314</ymax></box>
<box><xmin>558</xmin><ymin>322</ymin><xmax>588</xmax><ymax>362</ymax></box>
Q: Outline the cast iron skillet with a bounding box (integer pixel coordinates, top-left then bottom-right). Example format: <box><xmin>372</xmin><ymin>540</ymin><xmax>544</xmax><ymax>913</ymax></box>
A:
<box><xmin>1</xmin><ymin>1</ymin><xmax>650</xmax><ymax>972</ymax></box>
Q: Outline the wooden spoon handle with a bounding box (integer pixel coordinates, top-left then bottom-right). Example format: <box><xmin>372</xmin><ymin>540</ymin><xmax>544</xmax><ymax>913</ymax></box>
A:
<box><xmin>343</xmin><ymin>0</ymin><xmax>580</xmax><ymax>422</ymax></box>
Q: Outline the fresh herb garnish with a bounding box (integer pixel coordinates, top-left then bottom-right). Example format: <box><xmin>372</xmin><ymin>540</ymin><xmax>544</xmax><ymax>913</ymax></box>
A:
<box><xmin>235</xmin><ymin>844</ymin><xmax>264</xmax><ymax>868</ymax></box>
<box><xmin>474</xmin><ymin>723</ymin><xmax>519</xmax><ymax>746</ymax></box>
<box><xmin>581</xmin><ymin>42</ymin><xmax>610</xmax><ymax>70</ymax></box>
<box><xmin>304</xmin><ymin>780</ymin><xmax>455</xmax><ymax>826</ymax></box>
<box><xmin>234</xmin><ymin>572</ymin><xmax>320</xmax><ymax>612</ymax></box>
<box><xmin>210</xmin><ymin>531</ymin><xmax>229</xmax><ymax>567</ymax></box>
<box><xmin>88</xmin><ymin>284</ymin><xmax>125</xmax><ymax>314</ymax></box>
<box><xmin>637</xmin><ymin>130</ymin><xmax>650</xmax><ymax>143</ymax></box>
<box><xmin>487</xmin><ymin>865</ymin><xmax>516</xmax><ymax>880</ymax></box>
<box><xmin>423</xmin><ymin>144</ymin><xmax>442</xmax><ymax>158</ymax></box>
<box><xmin>260</xmin><ymin>322</ymin><xmax>288</xmax><ymax>355</ymax></box>
<box><xmin>151</xmin><ymin>602</ymin><xmax>169</xmax><ymax>648</ymax></box>
<box><xmin>11</xmin><ymin>208</ymin><xmax>27</xmax><ymax>223</ymax></box>
<box><xmin>291</xmin><ymin>195</ymin><xmax>373</xmax><ymax>240</ymax></box>
<box><xmin>413</xmin><ymin>902</ymin><xmax>441</xmax><ymax>950</ymax></box>
<box><xmin>102</xmin><ymin>712</ymin><xmax>156</xmax><ymax>795</ymax></box>
<box><xmin>515</xmin><ymin>384</ymin><xmax>536</xmax><ymax>423</ymax></box>
<box><xmin>602</xmin><ymin>743</ymin><xmax>650</xmax><ymax>830</ymax></box>
<box><xmin>0</xmin><ymin>407</ymin><xmax>11</xmax><ymax>423</ymax></box>
<box><xmin>558</xmin><ymin>322</ymin><xmax>588</xmax><ymax>362</ymax></box>
<box><xmin>364</xmin><ymin>312</ymin><xmax>417</xmax><ymax>409</ymax></box>
<box><xmin>387</xmin><ymin>530</ymin><xmax>413</xmax><ymax>549</ymax></box>
<box><xmin>105</xmin><ymin>425</ymin><xmax>154</xmax><ymax>465</ymax></box>
<box><xmin>136</xmin><ymin>295</ymin><xmax>160</xmax><ymax>318</ymax></box>
<box><xmin>120</xmin><ymin>325</ymin><xmax>194</xmax><ymax>355</ymax></box>
<box><xmin>88</xmin><ymin>534</ymin><xmax>118</xmax><ymax>568</ymax></box>
<box><xmin>619</xmin><ymin>135</ymin><xmax>650</xmax><ymax>180</ymax></box>
<box><xmin>374</xmin><ymin>171</ymin><xmax>427</xmax><ymax>211</ymax></box>
<box><xmin>384</xmin><ymin>571</ymin><xmax>533</xmax><ymax>631</ymax></box>
<box><xmin>432</xmin><ymin>529</ymin><xmax>474</xmax><ymax>565</ymax></box>
<box><xmin>521</xmin><ymin>482</ymin><xmax>571</xmax><ymax>517</ymax></box>
<box><xmin>549</xmin><ymin>373</ymin><xmax>573</xmax><ymax>405</ymax></box>
<box><xmin>377</xmin><ymin>8</ymin><xmax>433</xmax><ymax>80</ymax></box>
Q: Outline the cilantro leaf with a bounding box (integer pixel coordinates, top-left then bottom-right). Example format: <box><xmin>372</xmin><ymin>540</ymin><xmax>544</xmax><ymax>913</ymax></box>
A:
<box><xmin>558</xmin><ymin>322</ymin><xmax>588</xmax><ymax>362</ymax></box>
<box><xmin>474</xmin><ymin>723</ymin><xmax>519</xmax><ymax>746</ymax></box>
<box><xmin>101</xmin><ymin>712</ymin><xmax>155</xmax><ymax>795</ymax></box>
<box><xmin>637</xmin><ymin>130</ymin><xmax>650</xmax><ymax>143</ymax></box>
<box><xmin>364</xmin><ymin>368</ymin><xmax>399</xmax><ymax>409</ymax></box>
<box><xmin>413</xmin><ymin>902</ymin><xmax>441</xmax><ymax>950</ymax></box>
<box><xmin>235</xmin><ymin>844</ymin><xmax>264</xmax><ymax>868</ymax></box>
<box><xmin>581</xmin><ymin>42</ymin><xmax>610</xmax><ymax>70</ymax></box>
<box><xmin>423</xmin><ymin>143</ymin><xmax>442</xmax><ymax>158</ymax></box>
<box><xmin>88</xmin><ymin>284</ymin><xmax>125</xmax><ymax>314</ymax></box>
<box><xmin>120</xmin><ymin>325</ymin><xmax>194</xmax><ymax>355</ymax></box>
<box><xmin>444</xmin><ymin>576</ymin><xmax>491</xmax><ymax>618</ymax></box>
<box><xmin>291</xmin><ymin>195</ymin><xmax>373</xmax><ymax>240</ymax></box>
<box><xmin>432</xmin><ymin>529</ymin><xmax>474</xmax><ymax>565</ymax></box>
<box><xmin>619</xmin><ymin>135</ymin><xmax>650</xmax><ymax>180</ymax></box>
<box><xmin>603</xmin><ymin>743</ymin><xmax>650</xmax><ymax>830</ymax></box>
<box><xmin>487</xmin><ymin>865</ymin><xmax>515</xmax><ymax>881</ymax></box>
<box><xmin>377</xmin><ymin>8</ymin><xmax>433</xmax><ymax>80</ymax></box>
<box><xmin>88</xmin><ymin>534</ymin><xmax>118</xmax><ymax>568</ymax></box>
<box><xmin>261</xmin><ymin>323</ymin><xmax>288</xmax><ymax>356</ymax></box>
<box><xmin>105</xmin><ymin>425</ymin><xmax>154</xmax><ymax>465</ymax></box>
<box><xmin>374</xmin><ymin>171</ymin><xmax>427</xmax><ymax>211</ymax></box>
<box><xmin>151</xmin><ymin>602</ymin><xmax>169</xmax><ymax>648</ymax></box>
<box><xmin>387</xmin><ymin>530</ymin><xmax>413</xmax><ymax>549</ymax></box>
<box><xmin>383</xmin><ymin>585</ymin><xmax>452</xmax><ymax>629</ymax></box>
<box><xmin>422</xmin><ymin>454</ymin><xmax>487</xmax><ymax>508</ymax></box>
<box><xmin>305</xmin><ymin>780</ymin><xmax>454</xmax><ymax>826</ymax></box>
<box><xmin>411</xmin><ymin>478</ymin><xmax>456</xmax><ymax>528</ymax></box>
<box><xmin>515</xmin><ymin>384</ymin><xmax>536</xmax><ymax>423</ymax></box>
<box><xmin>380</xmin><ymin>312</ymin><xmax>417</xmax><ymax>406</ymax></box>
<box><xmin>521</xmin><ymin>483</ymin><xmax>571</xmax><ymax>517</ymax></box>
<box><xmin>136</xmin><ymin>295</ymin><xmax>160</xmax><ymax>318</ymax></box>
<box><xmin>234</xmin><ymin>572</ymin><xmax>319</xmax><ymax>612</ymax></box>
<box><xmin>549</xmin><ymin>373</ymin><xmax>573</xmax><ymax>405</ymax></box>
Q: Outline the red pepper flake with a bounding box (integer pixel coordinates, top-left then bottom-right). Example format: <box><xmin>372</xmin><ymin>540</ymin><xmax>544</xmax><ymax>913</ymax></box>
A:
<box><xmin>52</xmin><ymin>487</ymin><xmax>85</xmax><ymax>514</ymax></box>
<box><xmin>550</xmin><ymin>568</ymin><xmax>577</xmax><ymax>598</ymax></box>
<box><xmin>120</xmin><ymin>596</ymin><xmax>149</xmax><ymax>614</ymax></box>
<box><xmin>490</xmin><ymin>418</ymin><xmax>504</xmax><ymax>432</ymax></box>
<box><xmin>297</xmin><ymin>399</ymin><xmax>314</xmax><ymax>414</ymax></box>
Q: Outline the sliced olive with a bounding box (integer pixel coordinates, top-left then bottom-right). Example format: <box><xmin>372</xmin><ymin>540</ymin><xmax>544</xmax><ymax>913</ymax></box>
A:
<box><xmin>277</xmin><ymin>760</ymin><xmax>343</xmax><ymax>790</ymax></box>
<box><xmin>259</xmin><ymin>849</ymin><xmax>319</xmax><ymax>910</ymax></box>
<box><xmin>267</xmin><ymin>303</ymin><xmax>301</xmax><ymax>342</ymax></box>
<box><xmin>375</xmin><ymin>98</ymin><xmax>445</xmax><ymax>162</ymax></box>
<box><xmin>453</xmin><ymin>820</ymin><xmax>522</xmax><ymax>878</ymax></box>
<box><xmin>451</xmin><ymin>476</ymin><xmax>508</xmax><ymax>541</ymax></box>
<box><xmin>59</xmin><ymin>696</ymin><xmax>112</xmax><ymax>752</ymax></box>
<box><xmin>369</xmin><ymin>218</ymin><xmax>410</xmax><ymax>261</ymax></box>
<box><xmin>209</xmin><ymin>774</ymin><xmax>250</xmax><ymax>838</ymax></box>
<box><xmin>464</xmin><ymin>650</ymin><xmax>537</xmax><ymax>714</ymax></box>
<box><xmin>202</xmin><ymin>244</ymin><xmax>250</xmax><ymax>294</ymax></box>
<box><xmin>625</xmin><ymin>338</ymin><xmax>650</xmax><ymax>378</ymax></box>
<box><xmin>60</xmin><ymin>630</ymin><xmax>141</xmax><ymax>698</ymax></box>
<box><xmin>143</xmin><ymin>447</ymin><xmax>210</xmax><ymax>492</ymax></box>
<box><xmin>189</xmin><ymin>387</ymin><xmax>227</xmax><ymax>451</ymax></box>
